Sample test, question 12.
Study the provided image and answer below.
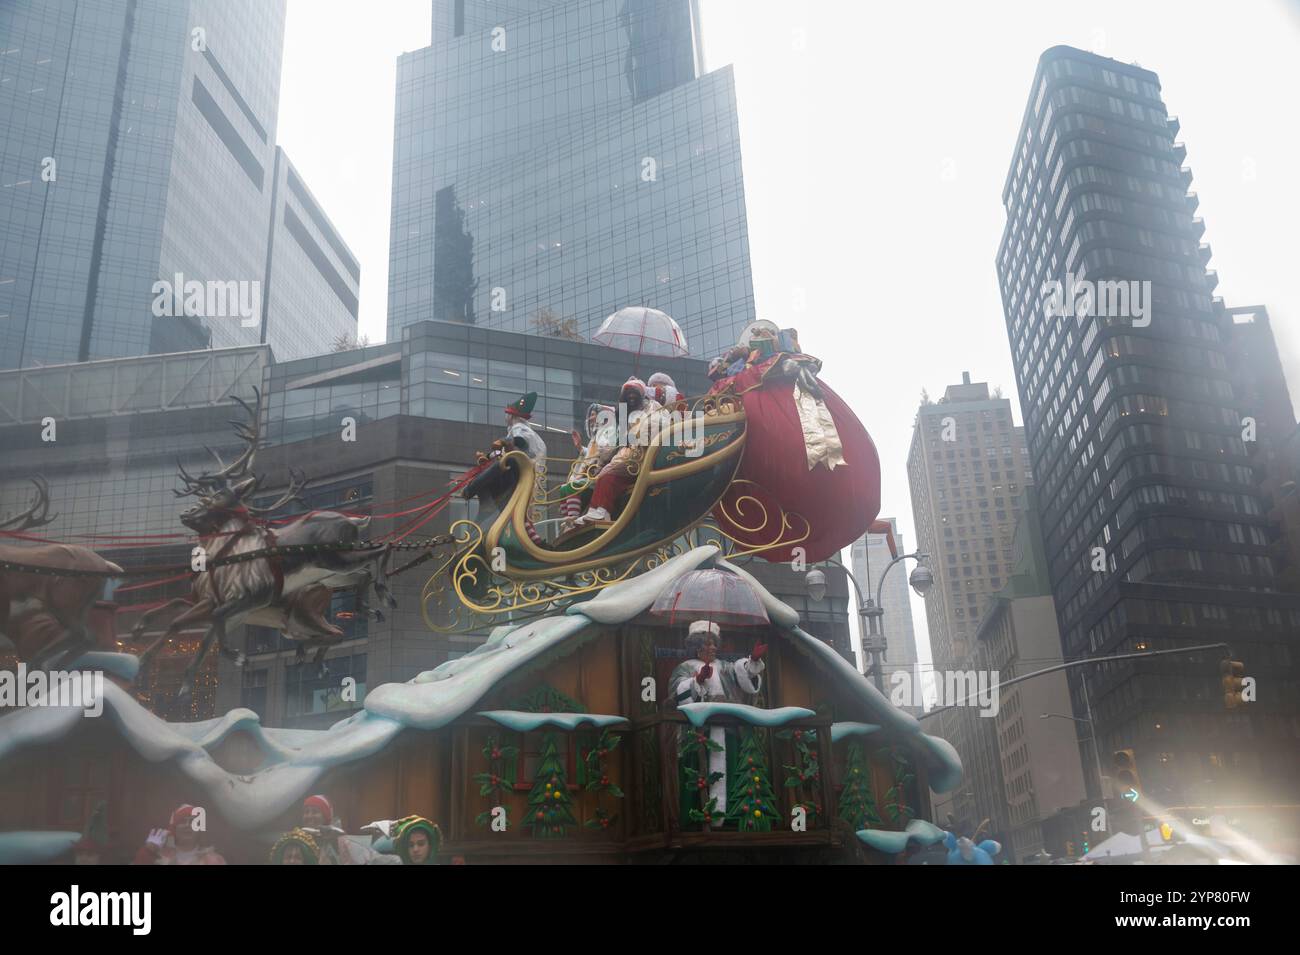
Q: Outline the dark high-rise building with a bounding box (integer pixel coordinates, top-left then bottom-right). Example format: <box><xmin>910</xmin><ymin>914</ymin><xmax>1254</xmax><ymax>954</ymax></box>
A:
<box><xmin>997</xmin><ymin>46</ymin><xmax>1300</xmax><ymax>807</ymax></box>
<box><xmin>388</xmin><ymin>0</ymin><xmax>755</xmax><ymax>357</ymax></box>
<box><xmin>0</xmin><ymin>0</ymin><xmax>356</xmax><ymax>369</ymax></box>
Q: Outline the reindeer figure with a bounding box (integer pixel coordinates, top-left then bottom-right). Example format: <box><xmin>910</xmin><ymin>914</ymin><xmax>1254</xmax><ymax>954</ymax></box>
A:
<box><xmin>129</xmin><ymin>390</ymin><xmax>395</xmax><ymax>702</ymax></box>
<box><xmin>0</xmin><ymin>478</ymin><xmax>124</xmax><ymax>669</ymax></box>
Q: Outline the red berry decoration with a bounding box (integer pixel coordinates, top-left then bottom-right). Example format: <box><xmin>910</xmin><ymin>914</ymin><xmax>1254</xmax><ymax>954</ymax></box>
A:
<box><xmin>793</xmin><ymin>730</ymin><xmax>803</xmax><ymax>741</ymax></box>
<box><xmin>697</xmin><ymin>779</ymin><xmax>707</xmax><ymax>789</ymax></box>
<box><xmin>491</xmin><ymin>748</ymin><xmax>501</xmax><ymax>759</ymax></box>
<box><xmin>600</xmin><ymin>775</ymin><xmax>609</xmax><ymax>785</ymax></box>
<box><xmin>535</xmin><ymin>811</ymin><xmax>544</xmax><ymax>821</ymax></box>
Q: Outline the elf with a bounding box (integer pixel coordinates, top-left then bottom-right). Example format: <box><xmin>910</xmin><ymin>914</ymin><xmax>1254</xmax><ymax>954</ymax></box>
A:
<box><xmin>133</xmin><ymin>804</ymin><xmax>226</xmax><ymax>865</ymax></box>
<box><xmin>270</xmin><ymin>828</ymin><xmax>321</xmax><ymax>865</ymax></box>
<box><xmin>299</xmin><ymin>793</ymin><xmax>388</xmax><ymax>865</ymax></box>
<box><xmin>392</xmin><ymin>815</ymin><xmax>442</xmax><ymax>865</ymax></box>
<box><xmin>462</xmin><ymin>391</ymin><xmax>548</xmax><ymax>533</ymax></box>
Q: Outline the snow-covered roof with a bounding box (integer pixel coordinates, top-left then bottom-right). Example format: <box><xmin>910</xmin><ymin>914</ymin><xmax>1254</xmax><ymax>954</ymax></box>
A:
<box><xmin>0</xmin><ymin>546</ymin><xmax>962</xmax><ymax>836</ymax></box>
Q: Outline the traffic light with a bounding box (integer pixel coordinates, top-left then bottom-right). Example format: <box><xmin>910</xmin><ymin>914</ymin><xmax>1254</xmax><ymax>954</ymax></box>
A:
<box><xmin>1221</xmin><ymin>659</ymin><xmax>1246</xmax><ymax>709</ymax></box>
<box><xmin>1112</xmin><ymin>748</ymin><xmax>1142</xmax><ymax>803</ymax></box>
<box><xmin>1080</xmin><ymin>833</ymin><xmax>1090</xmax><ymax>854</ymax></box>
<box><xmin>1159</xmin><ymin>822</ymin><xmax>1174</xmax><ymax>842</ymax></box>
<box><xmin>1065</xmin><ymin>840</ymin><xmax>1075</xmax><ymax>857</ymax></box>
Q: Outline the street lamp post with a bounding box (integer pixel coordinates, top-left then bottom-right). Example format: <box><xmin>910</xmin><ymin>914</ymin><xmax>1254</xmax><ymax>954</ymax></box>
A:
<box><xmin>806</xmin><ymin>551</ymin><xmax>932</xmax><ymax>692</ymax></box>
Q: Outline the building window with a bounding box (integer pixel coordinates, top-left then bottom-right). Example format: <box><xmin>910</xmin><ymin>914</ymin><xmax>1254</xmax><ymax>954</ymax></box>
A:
<box><xmin>241</xmin><ymin>668</ymin><xmax>268</xmax><ymax>716</ymax></box>
<box><xmin>285</xmin><ymin>653</ymin><xmax>367</xmax><ymax>718</ymax></box>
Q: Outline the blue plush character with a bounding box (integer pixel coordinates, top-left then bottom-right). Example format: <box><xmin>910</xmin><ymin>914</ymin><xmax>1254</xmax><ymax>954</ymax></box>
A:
<box><xmin>944</xmin><ymin>829</ymin><xmax>1002</xmax><ymax>865</ymax></box>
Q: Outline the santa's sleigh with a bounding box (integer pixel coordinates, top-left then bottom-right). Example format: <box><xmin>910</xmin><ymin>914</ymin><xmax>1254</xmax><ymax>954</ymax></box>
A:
<box><xmin>466</xmin><ymin>403</ymin><xmax>746</xmax><ymax>583</ymax></box>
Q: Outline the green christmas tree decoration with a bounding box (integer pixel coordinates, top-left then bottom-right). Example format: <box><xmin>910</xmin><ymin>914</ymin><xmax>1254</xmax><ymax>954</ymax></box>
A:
<box><xmin>525</xmin><ymin>731</ymin><xmax>576</xmax><ymax>838</ymax></box>
<box><xmin>883</xmin><ymin>746</ymin><xmax>916</xmax><ymax>826</ymax></box>
<box><xmin>837</xmin><ymin>742</ymin><xmax>881</xmax><ymax>831</ymax></box>
<box><xmin>727</xmin><ymin>728</ymin><xmax>779</xmax><ymax>831</ymax></box>
<box><xmin>584</xmin><ymin>729</ymin><xmax>624</xmax><ymax>831</ymax></box>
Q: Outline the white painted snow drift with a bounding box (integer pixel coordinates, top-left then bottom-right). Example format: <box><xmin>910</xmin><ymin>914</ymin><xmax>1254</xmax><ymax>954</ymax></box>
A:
<box><xmin>0</xmin><ymin>546</ymin><xmax>963</xmax><ymax>842</ymax></box>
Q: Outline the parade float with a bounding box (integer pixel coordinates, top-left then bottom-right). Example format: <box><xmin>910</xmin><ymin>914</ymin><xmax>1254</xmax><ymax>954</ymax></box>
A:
<box><xmin>0</xmin><ymin>310</ymin><xmax>964</xmax><ymax>864</ymax></box>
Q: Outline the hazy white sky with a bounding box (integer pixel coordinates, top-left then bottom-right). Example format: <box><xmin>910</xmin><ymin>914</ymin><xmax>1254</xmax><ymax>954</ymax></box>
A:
<box><xmin>278</xmin><ymin>0</ymin><xmax>1300</xmax><ymax>676</ymax></box>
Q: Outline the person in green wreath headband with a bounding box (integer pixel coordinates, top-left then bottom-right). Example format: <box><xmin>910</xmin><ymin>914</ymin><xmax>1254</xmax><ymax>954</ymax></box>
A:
<box><xmin>392</xmin><ymin>815</ymin><xmax>441</xmax><ymax>865</ymax></box>
<box><xmin>270</xmin><ymin>828</ymin><xmax>321</xmax><ymax>865</ymax></box>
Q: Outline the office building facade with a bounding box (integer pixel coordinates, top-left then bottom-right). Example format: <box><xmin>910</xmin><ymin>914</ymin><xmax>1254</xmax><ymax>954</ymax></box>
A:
<box><xmin>997</xmin><ymin>46</ymin><xmax>1300</xmax><ymax>806</ymax></box>
<box><xmin>262</xmin><ymin>147</ymin><xmax>362</xmax><ymax>357</ymax></box>
<box><xmin>907</xmin><ymin>374</ymin><xmax>1034</xmax><ymax>669</ymax></box>
<box><xmin>388</xmin><ymin>0</ymin><xmax>755</xmax><ymax>358</ymax></box>
<box><xmin>1</xmin><ymin>0</ymin><xmax>355</xmax><ymax>370</ymax></box>
<box><xmin>906</xmin><ymin>373</ymin><xmax>1032</xmax><ymax>842</ymax></box>
<box><xmin>974</xmin><ymin>491</ymin><xmax>1088</xmax><ymax>862</ymax></box>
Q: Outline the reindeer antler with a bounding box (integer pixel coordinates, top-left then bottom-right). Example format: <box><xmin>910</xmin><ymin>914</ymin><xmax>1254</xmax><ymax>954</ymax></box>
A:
<box><xmin>0</xmin><ymin>477</ymin><xmax>58</xmax><ymax>531</ymax></box>
<box><xmin>246</xmin><ymin>467</ymin><xmax>309</xmax><ymax>515</ymax></box>
<box><xmin>205</xmin><ymin>388</ymin><xmax>262</xmax><ymax>481</ymax></box>
<box><xmin>173</xmin><ymin>389</ymin><xmax>264</xmax><ymax>497</ymax></box>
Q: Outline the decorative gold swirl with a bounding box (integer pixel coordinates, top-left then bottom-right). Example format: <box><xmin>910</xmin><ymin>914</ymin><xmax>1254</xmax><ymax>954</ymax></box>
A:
<box><xmin>690</xmin><ymin>393</ymin><xmax>743</xmax><ymax>418</ymax></box>
<box><xmin>664</xmin><ymin>427</ymin><xmax>735</xmax><ymax>462</ymax></box>
<box><xmin>715</xmin><ymin>479</ymin><xmax>770</xmax><ymax>533</ymax></box>
<box><xmin>424</xmin><ymin>542</ymin><xmax>649</xmax><ymax>632</ymax></box>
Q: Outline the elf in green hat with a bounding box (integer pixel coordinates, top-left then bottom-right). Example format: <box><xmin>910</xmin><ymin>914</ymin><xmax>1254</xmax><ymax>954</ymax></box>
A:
<box><xmin>392</xmin><ymin>815</ymin><xmax>441</xmax><ymax>865</ymax></box>
<box><xmin>462</xmin><ymin>391</ymin><xmax>548</xmax><ymax>528</ymax></box>
<box><xmin>270</xmin><ymin>828</ymin><xmax>321</xmax><ymax>865</ymax></box>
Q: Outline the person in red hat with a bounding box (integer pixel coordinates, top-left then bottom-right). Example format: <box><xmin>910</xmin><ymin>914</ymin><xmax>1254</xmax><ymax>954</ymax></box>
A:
<box><xmin>573</xmin><ymin>378</ymin><xmax>660</xmax><ymax>526</ymax></box>
<box><xmin>462</xmin><ymin>392</ymin><xmax>548</xmax><ymax>531</ymax></box>
<box><xmin>299</xmin><ymin>793</ymin><xmax>391</xmax><ymax>864</ymax></box>
<box><xmin>132</xmin><ymin>804</ymin><xmax>226</xmax><ymax>865</ymax></box>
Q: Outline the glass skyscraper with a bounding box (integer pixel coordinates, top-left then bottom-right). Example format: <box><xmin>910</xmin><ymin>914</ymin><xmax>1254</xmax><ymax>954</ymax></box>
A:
<box><xmin>0</xmin><ymin>0</ymin><xmax>356</xmax><ymax>369</ymax></box>
<box><xmin>263</xmin><ymin>147</ymin><xmax>363</xmax><ymax>355</ymax></box>
<box><xmin>997</xmin><ymin>46</ymin><xmax>1300</xmax><ymax>804</ymax></box>
<box><xmin>388</xmin><ymin>0</ymin><xmax>755</xmax><ymax>358</ymax></box>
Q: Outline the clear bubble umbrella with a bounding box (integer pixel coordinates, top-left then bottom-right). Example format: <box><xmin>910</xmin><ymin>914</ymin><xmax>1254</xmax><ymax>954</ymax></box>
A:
<box><xmin>649</xmin><ymin>568</ymin><xmax>771</xmax><ymax>628</ymax></box>
<box><xmin>592</xmin><ymin>306</ymin><xmax>689</xmax><ymax>359</ymax></box>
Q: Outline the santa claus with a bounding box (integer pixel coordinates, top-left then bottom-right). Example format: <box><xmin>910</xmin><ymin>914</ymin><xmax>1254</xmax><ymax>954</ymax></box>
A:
<box><xmin>669</xmin><ymin>620</ymin><xmax>768</xmax><ymax>813</ymax></box>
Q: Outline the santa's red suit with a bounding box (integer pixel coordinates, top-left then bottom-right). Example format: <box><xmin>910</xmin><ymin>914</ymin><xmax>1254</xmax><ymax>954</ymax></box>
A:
<box><xmin>709</xmin><ymin>353</ymin><xmax>881</xmax><ymax>562</ymax></box>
